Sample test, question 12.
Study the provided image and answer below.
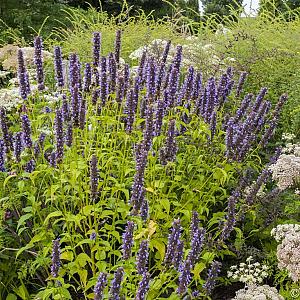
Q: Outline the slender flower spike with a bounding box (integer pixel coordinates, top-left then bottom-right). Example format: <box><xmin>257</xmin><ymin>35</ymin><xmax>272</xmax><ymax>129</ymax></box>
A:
<box><xmin>108</xmin><ymin>52</ymin><xmax>117</xmax><ymax>93</ymax></box>
<box><xmin>54</xmin><ymin>109</ymin><xmax>64</xmax><ymax>163</ymax></box>
<box><xmin>83</xmin><ymin>63</ymin><xmax>92</xmax><ymax>92</ymax></box>
<box><xmin>203</xmin><ymin>261</ymin><xmax>222</xmax><ymax>296</ymax></box>
<box><xmin>90</xmin><ymin>154</ymin><xmax>99</xmax><ymax>200</ymax></box>
<box><xmin>235</xmin><ymin>71</ymin><xmax>247</xmax><ymax>97</ymax></box>
<box><xmin>21</xmin><ymin>114</ymin><xmax>33</xmax><ymax>148</ymax></box>
<box><xmin>109</xmin><ymin>267</ymin><xmax>124</xmax><ymax>300</ymax></box>
<box><xmin>33</xmin><ymin>36</ymin><xmax>45</xmax><ymax>90</ymax></box>
<box><xmin>160</xmin><ymin>119</ymin><xmax>177</xmax><ymax>165</ymax></box>
<box><xmin>100</xmin><ymin>56</ymin><xmax>108</xmax><ymax>105</ymax></box>
<box><xmin>122</xmin><ymin>221</ymin><xmax>135</xmax><ymax>260</ymax></box>
<box><xmin>177</xmin><ymin>258</ymin><xmax>192</xmax><ymax>295</ymax></box>
<box><xmin>210</xmin><ymin>110</ymin><xmax>217</xmax><ymax>141</ymax></box>
<box><xmin>114</xmin><ymin>29</ymin><xmax>122</xmax><ymax>67</ymax></box>
<box><xmin>172</xmin><ymin>240</ymin><xmax>184</xmax><ymax>270</ymax></box>
<box><xmin>0</xmin><ymin>107</ymin><xmax>13</xmax><ymax>152</ymax></box>
<box><xmin>136</xmin><ymin>240</ymin><xmax>149</xmax><ymax>275</ymax></box>
<box><xmin>135</xmin><ymin>272</ymin><xmax>150</xmax><ymax>300</ymax></box>
<box><xmin>94</xmin><ymin>272</ymin><xmax>107</xmax><ymax>300</ymax></box>
<box><xmin>93</xmin><ymin>32</ymin><xmax>102</xmax><ymax>68</ymax></box>
<box><xmin>25</xmin><ymin>159</ymin><xmax>35</xmax><ymax>173</ymax></box>
<box><xmin>65</xmin><ymin>122</ymin><xmax>73</xmax><ymax>147</ymax></box>
<box><xmin>14</xmin><ymin>132</ymin><xmax>23</xmax><ymax>162</ymax></box>
<box><xmin>54</xmin><ymin>46</ymin><xmax>65</xmax><ymax>88</ymax></box>
<box><xmin>0</xmin><ymin>140</ymin><xmax>5</xmax><ymax>172</ymax></box>
<box><xmin>17</xmin><ymin>49</ymin><xmax>31</xmax><ymax>99</ymax></box>
<box><xmin>51</xmin><ymin>238</ymin><xmax>61</xmax><ymax>278</ymax></box>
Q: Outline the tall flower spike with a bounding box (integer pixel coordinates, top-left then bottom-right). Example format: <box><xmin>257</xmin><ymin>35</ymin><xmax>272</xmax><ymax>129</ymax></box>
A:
<box><xmin>210</xmin><ymin>111</ymin><xmax>217</xmax><ymax>141</ymax></box>
<box><xmin>140</xmin><ymin>198</ymin><xmax>149</xmax><ymax>221</ymax></box>
<box><xmin>142</xmin><ymin>105</ymin><xmax>154</xmax><ymax>153</ymax></box>
<box><xmin>93</xmin><ymin>32</ymin><xmax>101</xmax><ymax>68</ymax></box>
<box><xmin>0</xmin><ymin>107</ymin><xmax>13</xmax><ymax>152</ymax></box>
<box><xmin>100</xmin><ymin>56</ymin><xmax>108</xmax><ymax>105</ymax></box>
<box><xmin>34</xmin><ymin>132</ymin><xmax>46</xmax><ymax>157</ymax></box>
<box><xmin>65</xmin><ymin>122</ymin><xmax>73</xmax><ymax>147</ymax></box>
<box><xmin>94</xmin><ymin>272</ymin><xmax>107</xmax><ymax>300</ymax></box>
<box><xmin>54</xmin><ymin>109</ymin><xmax>64</xmax><ymax>163</ymax></box>
<box><xmin>109</xmin><ymin>267</ymin><xmax>124</xmax><ymax>300</ymax></box>
<box><xmin>154</xmin><ymin>99</ymin><xmax>164</xmax><ymax>136</ymax></box>
<box><xmin>164</xmin><ymin>219</ymin><xmax>182</xmax><ymax>267</ymax></box>
<box><xmin>14</xmin><ymin>132</ymin><xmax>23</xmax><ymax>162</ymax></box>
<box><xmin>160</xmin><ymin>119</ymin><xmax>177</xmax><ymax>165</ymax></box>
<box><xmin>51</xmin><ymin>238</ymin><xmax>61</xmax><ymax>278</ymax></box>
<box><xmin>177</xmin><ymin>258</ymin><xmax>192</xmax><ymax>295</ymax></box>
<box><xmin>69</xmin><ymin>53</ymin><xmax>80</xmax><ymax>89</ymax></box>
<box><xmin>54</xmin><ymin>46</ymin><xmax>65</xmax><ymax>88</ymax></box>
<box><xmin>25</xmin><ymin>159</ymin><xmax>35</xmax><ymax>173</ymax></box>
<box><xmin>21</xmin><ymin>114</ymin><xmax>32</xmax><ymax>148</ymax></box>
<box><xmin>172</xmin><ymin>240</ymin><xmax>184</xmax><ymax>270</ymax></box>
<box><xmin>17</xmin><ymin>49</ymin><xmax>31</xmax><ymax>99</ymax></box>
<box><xmin>108</xmin><ymin>52</ymin><xmax>117</xmax><ymax>93</ymax></box>
<box><xmin>79</xmin><ymin>97</ymin><xmax>87</xmax><ymax>130</ymax></box>
<box><xmin>114</xmin><ymin>29</ymin><xmax>122</xmax><ymax>67</ymax></box>
<box><xmin>203</xmin><ymin>261</ymin><xmax>222</xmax><ymax>296</ymax></box>
<box><xmin>0</xmin><ymin>140</ymin><xmax>5</xmax><ymax>172</ymax></box>
<box><xmin>135</xmin><ymin>272</ymin><xmax>150</xmax><ymax>300</ymax></box>
<box><xmin>83</xmin><ymin>63</ymin><xmax>92</xmax><ymax>92</ymax></box>
<box><xmin>235</xmin><ymin>71</ymin><xmax>247</xmax><ymax>97</ymax></box>
<box><xmin>122</xmin><ymin>221</ymin><xmax>135</xmax><ymax>260</ymax></box>
<box><xmin>34</xmin><ymin>36</ymin><xmax>45</xmax><ymax>90</ymax></box>
<box><xmin>136</xmin><ymin>240</ymin><xmax>149</xmax><ymax>275</ymax></box>
<box><xmin>146</xmin><ymin>57</ymin><xmax>156</xmax><ymax>102</ymax></box>
<box><xmin>189</xmin><ymin>227</ymin><xmax>206</xmax><ymax>268</ymax></box>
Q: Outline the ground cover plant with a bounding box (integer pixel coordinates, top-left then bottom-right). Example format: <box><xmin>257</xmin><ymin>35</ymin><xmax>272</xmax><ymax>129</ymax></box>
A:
<box><xmin>0</xmin><ymin>25</ymin><xmax>299</xmax><ymax>300</ymax></box>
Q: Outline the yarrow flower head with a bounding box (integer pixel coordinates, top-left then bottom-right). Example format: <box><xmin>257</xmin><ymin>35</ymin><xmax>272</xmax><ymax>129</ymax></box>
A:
<box><xmin>233</xmin><ymin>284</ymin><xmax>284</xmax><ymax>300</ymax></box>
<box><xmin>227</xmin><ymin>256</ymin><xmax>269</xmax><ymax>285</ymax></box>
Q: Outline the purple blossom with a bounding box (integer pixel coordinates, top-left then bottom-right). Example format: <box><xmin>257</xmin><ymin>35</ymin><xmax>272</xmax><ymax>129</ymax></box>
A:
<box><xmin>94</xmin><ymin>272</ymin><xmax>107</xmax><ymax>300</ymax></box>
<box><xmin>83</xmin><ymin>63</ymin><xmax>92</xmax><ymax>92</ymax></box>
<box><xmin>177</xmin><ymin>66</ymin><xmax>195</xmax><ymax>107</ymax></box>
<box><xmin>114</xmin><ymin>29</ymin><xmax>122</xmax><ymax>67</ymax></box>
<box><xmin>0</xmin><ymin>107</ymin><xmax>13</xmax><ymax>152</ymax></box>
<box><xmin>69</xmin><ymin>53</ymin><xmax>81</xmax><ymax>89</ymax></box>
<box><xmin>62</xmin><ymin>96</ymin><xmax>71</xmax><ymax>121</ymax></box>
<box><xmin>100</xmin><ymin>56</ymin><xmax>108</xmax><ymax>105</ymax></box>
<box><xmin>140</xmin><ymin>198</ymin><xmax>149</xmax><ymax>221</ymax></box>
<box><xmin>164</xmin><ymin>219</ymin><xmax>182</xmax><ymax>267</ymax></box>
<box><xmin>210</xmin><ymin>111</ymin><xmax>217</xmax><ymax>141</ymax></box>
<box><xmin>122</xmin><ymin>220</ymin><xmax>135</xmax><ymax>260</ymax></box>
<box><xmin>160</xmin><ymin>119</ymin><xmax>177</xmax><ymax>165</ymax></box>
<box><xmin>205</xmin><ymin>77</ymin><xmax>217</xmax><ymax>123</ymax></box>
<box><xmin>177</xmin><ymin>258</ymin><xmax>192</xmax><ymax>295</ymax></box>
<box><xmin>108</xmin><ymin>52</ymin><xmax>117</xmax><ymax>93</ymax></box>
<box><xmin>203</xmin><ymin>261</ymin><xmax>222</xmax><ymax>295</ymax></box>
<box><xmin>192</xmin><ymin>72</ymin><xmax>202</xmax><ymax>102</ymax></box>
<box><xmin>109</xmin><ymin>267</ymin><xmax>124</xmax><ymax>300</ymax></box>
<box><xmin>235</xmin><ymin>71</ymin><xmax>247</xmax><ymax>97</ymax></box>
<box><xmin>90</xmin><ymin>154</ymin><xmax>99</xmax><ymax>200</ymax></box>
<box><xmin>0</xmin><ymin>140</ymin><xmax>5</xmax><ymax>172</ymax></box>
<box><xmin>136</xmin><ymin>240</ymin><xmax>149</xmax><ymax>275</ymax></box>
<box><xmin>17</xmin><ymin>49</ymin><xmax>31</xmax><ymax>99</ymax></box>
<box><xmin>79</xmin><ymin>98</ymin><xmax>86</xmax><ymax>130</ymax></box>
<box><xmin>49</xmin><ymin>151</ymin><xmax>57</xmax><ymax>168</ymax></box>
<box><xmin>154</xmin><ymin>99</ymin><xmax>164</xmax><ymax>136</ymax></box>
<box><xmin>51</xmin><ymin>238</ymin><xmax>61</xmax><ymax>278</ymax></box>
<box><xmin>70</xmin><ymin>85</ymin><xmax>80</xmax><ymax>126</ymax></box>
<box><xmin>116</xmin><ymin>75</ymin><xmax>124</xmax><ymax>103</ymax></box>
<box><xmin>233</xmin><ymin>94</ymin><xmax>253</xmax><ymax>123</ymax></box>
<box><xmin>124</xmin><ymin>89</ymin><xmax>135</xmax><ymax>133</ymax></box>
<box><xmin>14</xmin><ymin>132</ymin><xmax>23</xmax><ymax>162</ymax></box>
<box><xmin>93</xmin><ymin>32</ymin><xmax>102</xmax><ymax>68</ymax></box>
<box><xmin>54</xmin><ymin>46</ymin><xmax>64</xmax><ymax>88</ymax></box>
<box><xmin>252</xmin><ymin>87</ymin><xmax>268</xmax><ymax>112</ymax></box>
<box><xmin>142</xmin><ymin>105</ymin><xmax>154</xmax><ymax>152</ymax></box>
<box><xmin>146</xmin><ymin>57</ymin><xmax>156</xmax><ymax>101</ymax></box>
<box><xmin>135</xmin><ymin>272</ymin><xmax>150</xmax><ymax>300</ymax></box>
<box><xmin>54</xmin><ymin>109</ymin><xmax>64</xmax><ymax>163</ymax></box>
<box><xmin>25</xmin><ymin>159</ymin><xmax>35</xmax><ymax>173</ymax></box>
<box><xmin>172</xmin><ymin>240</ymin><xmax>184</xmax><ymax>270</ymax></box>
<box><xmin>21</xmin><ymin>114</ymin><xmax>33</xmax><ymax>148</ymax></box>
<box><xmin>34</xmin><ymin>36</ymin><xmax>45</xmax><ymax>90</ymax></box>
<box><xmin>90</xmin><ymin>232</ymin><xmax>97</xmax><ymax>241</ymax></box>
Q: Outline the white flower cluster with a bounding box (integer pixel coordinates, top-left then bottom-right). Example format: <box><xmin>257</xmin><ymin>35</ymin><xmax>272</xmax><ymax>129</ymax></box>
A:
<box><xmin>0</xmin><ymin>44</ymin><xmax>53</xmax><ymax>71</ymax></box>
<box><xmin>232</xmin><ymin>284</ymin><xmax>284</xmax><ymax>300</ymax></box>
<box><xmin>227</xmin><ymin>257</ymin><xmax>269</xmax><ymax>285</ymax></box>
<box><xmin>282</xmin><ymin>132</ymin><xmax>296</xmax><ymax>142</ymax></box>
<box><xmin>275</xmin><ymin>231</ymin><xmax>300</xmax><ymax>282</ymax></box>
<box><xmin>269</xmin><ymin>154</ymin><xmax>300</xmax><ymax>190</ymax></box>
<box><xmin>271</xmin><ymin>224</ymin><xmax>300</xmax><ymax>242</ymax></box>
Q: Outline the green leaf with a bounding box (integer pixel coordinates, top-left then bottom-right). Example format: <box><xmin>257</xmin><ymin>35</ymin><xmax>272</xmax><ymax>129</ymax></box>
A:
<box><xmin>17</xmin><ymin>213</ymin><xmax>33</xmax><ymax>231</ymax></box>
<box><xmin>75</xmin><ymin>253</ymin><xmax>92</xmax><ymax>268</ymax></box>
<box><xmin>43</xmin><ymin>211</ymin><xmax>63</xmax><ymax>226</ymax></box>
<box><xmin>6</xmin><ymin>294</ymin><xmax>17</xmax><ymax>300</ymax></box>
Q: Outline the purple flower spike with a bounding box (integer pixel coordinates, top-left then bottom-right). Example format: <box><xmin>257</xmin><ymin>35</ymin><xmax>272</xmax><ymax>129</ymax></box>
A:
<box><xmin>54</xmin><ymin>109</ymin><xmax>64</xmax><ymax>163</ymax></box>
<box><xmin>17</xmin><ymin>49</ymin><xmax>31</xmax><ymax>99</ymax></box>
<box><xmin>172</xmin><ymin>240</ymin><xmax>184</xmax><ymax>270</ymax></box>
<box><xmin>135</xmin><ymin>272</ymin><xmax>150</xmax><ymax>300</ymax></box>
<box><xmin>25</xmin><ymin>159</ymin><xmax>35</xmax><ymax>173</ymax></box>
<box><xmin>154</xmin><ymin>99</ymin><xmax>165</xmax><ymax>136</ymax></box>
<box><xmin>83</xmin><ymin>63</ymin><xmax>92</xmax><ymax>92</ymax></box>
<box><xmin>235</xmin><ymin>71</ymin><xmax>247</xmax><ymax>97</ymax></box>
<box><xmin>114</xmin><ymin>29</ymin><xmax>122</xmax><ymax>67</ymax></box>
<box><xmin>164</xmin><ymin>219</ymin><xmax>182</xmax><ymax>268</ymax></box>
<box><xmin>34</xmin><ymin>36</ymin><xmax>45</xmax><ymax>90</ymax></box>
<box><xmin>54</xmin><ymin>46</ymin><xmax>65</xmax><ymax>88</ymax></box>
<box><xmin>100</xmin><ymin>56</ymin><xmax>108</xmax><ymax>105</ymax></box>
<box><xmin>51</xmin><ymin>238</ymin><xmax>61</xmax><ymax>278</ymax></box>
<box><xmin>21</xmin><ymin>114</ymin><xmax>32</xmax><ymax>148</ymax></box>
<box><xmin>146</xmin><ymin>57</ymin><xmax>157</xmax><ymax>101</ymax></box>
<box><xmin>90</xmin><ymin>154</ymin><xmax>99</xmax><ymax>200</ymax></box>
<box><xmin>93</xmin><ymin>32</ymin><xmax>102</xmax><ymax>68</ymax></box>
<box><xmin>108</xmin><ymin>52</ymin><xmax>117</xmax><ymax>94</ymax></box>
<box><xmin>109</xmin><ymin>267</ymin><xmax>124</xmax><ymax>300</ymax></box>
<box><xmin>79</xmin><ymin>98</ymin><xmax>87</xmax><ymax>130</ymax></box>
<box><xmin>94</xmin><ymin>272</ymin><xmax>107</xmax><ymax>300</ymax></box>
<box><xmin>124</xmin><ymin>89</ymin><xmax>135</xmax><ymax>133</ymax></box>
<box><xmin>210</xmin><ymin>111</ymin><xmax>217</xmax><ymax>141</ymax></box>
<box><xmin>14</xmin><ymin>132</ymin><xmax>23</xmax><ymax>162</ymax></box>
<box><xmin>140</xmin><ymin>198</ymin><xmax>149</xmax><ymax>222</ymax></box>
<box><xmin>0</xmin><ymin>140</ymin><xmax>6</xmax><ymax>172</ymax></box>
<box><xmin>0</xmin><ymin>107</ymin><xmax>13</xmax><ymax>152</ymax></box>
<box><xmin>143</xmin><ymin>105</ymin><xmax>154</xmax><ymax>153</ymax></box>
<box><xmin>160</xmin><ymin>119</ymin><xmax>177</xmax><ymax>165</ymax></box>
<box><xmin>177</xmin><ymin>258</ymin><xmax>192</xmax><ymax>295</ymax></box>
<box><xmin>122</xmin><ymin>220</ymin><xmax>135</xmax><ymax>260</ymax></box>
<box><xmin>69</xmin><ymin>53</ymin><xmax>81</xmax><ymax>89</ymax></box>
<box><xmin>136</xmin><ymin>240</ymin><xmax>149</xmax><ymax>275</ymax></box>
<box><xmin>203</xmin><ymin>261</ymin><xmax>222</xmax><ymax>296</ymax></box>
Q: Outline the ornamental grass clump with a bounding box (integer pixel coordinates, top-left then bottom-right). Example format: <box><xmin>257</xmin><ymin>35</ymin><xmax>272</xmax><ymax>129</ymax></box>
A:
<box><xmin>0</xmin><ymin>29</ymin><xmax>289</xmax><ymax>299</ymax></box>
